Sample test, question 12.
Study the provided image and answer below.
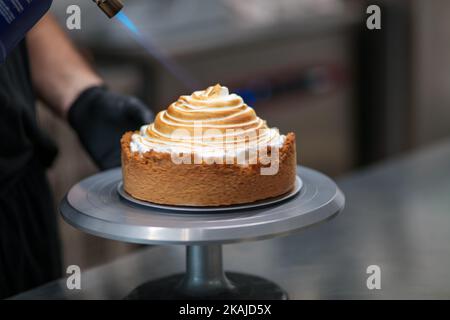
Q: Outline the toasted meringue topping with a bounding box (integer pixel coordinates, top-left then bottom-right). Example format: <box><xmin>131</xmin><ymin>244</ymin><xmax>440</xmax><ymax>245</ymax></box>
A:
<box><xmin>130</xmin><ymin>84</ymin><xmax>285</xmax><ymax>156</ymax></box>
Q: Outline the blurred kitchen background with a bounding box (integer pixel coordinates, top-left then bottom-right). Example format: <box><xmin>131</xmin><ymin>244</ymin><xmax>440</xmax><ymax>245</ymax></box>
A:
<box><xmin>37</xmin><ymin>0</ymin><xmax>450</xmax><ymax>270</ymax></box>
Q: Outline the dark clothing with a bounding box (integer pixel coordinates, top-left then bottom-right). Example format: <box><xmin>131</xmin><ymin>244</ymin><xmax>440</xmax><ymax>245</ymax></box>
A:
<box><xmin>0</xmin><ymin>42</ymin><xmax>61</xmax><ymax>299</ymax></box>
<box><xmin>0</xmin><ymin>41</ymin><xmax>57</xmax><ymax>187</ymax></box>
<box><xmin>0</xmin><ymin>157</ymin><xmax>62</xmax><ymax>298</ymax></box>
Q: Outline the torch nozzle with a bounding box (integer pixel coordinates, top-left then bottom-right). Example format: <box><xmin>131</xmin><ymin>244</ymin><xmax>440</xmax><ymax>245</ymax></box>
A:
<box><xmin>93</xmin><ymin>0</ymin><xmax>123</xmax><ymax>18</ymax></box>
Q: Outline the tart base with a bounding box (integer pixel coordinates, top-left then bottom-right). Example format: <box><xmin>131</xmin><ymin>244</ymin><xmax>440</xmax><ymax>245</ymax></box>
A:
<box><xmin>121</xmin><ymin>132</ymin><xmax>297</xmax><ymax>206</ymax></box>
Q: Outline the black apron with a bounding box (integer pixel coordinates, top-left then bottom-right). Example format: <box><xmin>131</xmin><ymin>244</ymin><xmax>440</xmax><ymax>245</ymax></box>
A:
<box><xmin>0</xmin><ymin>41</ymin><xmax>61</xmax><ymax>299</ymax></box>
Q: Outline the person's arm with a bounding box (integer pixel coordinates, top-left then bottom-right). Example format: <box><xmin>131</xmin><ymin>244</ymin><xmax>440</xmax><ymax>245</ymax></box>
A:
<box><xmin>26</xmin><ymin>14</ymin><xmax>103</xmax><ymax>119</ymax></box>
<box><xmin>25</xmin><ymin>14</ymin><xmax>154</xmax><ymax>170</ymax></box>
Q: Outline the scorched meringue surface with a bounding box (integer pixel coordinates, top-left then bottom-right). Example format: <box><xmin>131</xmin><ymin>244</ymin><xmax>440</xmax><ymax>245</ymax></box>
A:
<box><xmin>130</xmin><ymin>84</ymin><xmax>285</xmax><ymax>157</ymax></box>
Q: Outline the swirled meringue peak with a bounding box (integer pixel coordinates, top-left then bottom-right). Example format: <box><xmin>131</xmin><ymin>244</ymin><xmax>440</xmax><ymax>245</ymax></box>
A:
<box><xmin>130</xmin><ymin>84</ymin><xmax>285</xmax><ymax>162</ymax></box>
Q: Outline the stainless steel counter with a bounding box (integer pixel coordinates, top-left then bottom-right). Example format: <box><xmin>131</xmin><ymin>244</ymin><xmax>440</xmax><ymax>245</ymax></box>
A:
<box><xmin>12</xmin><ymin>140</ymin><xmax>450</xmax><ymax>299</ymax></box>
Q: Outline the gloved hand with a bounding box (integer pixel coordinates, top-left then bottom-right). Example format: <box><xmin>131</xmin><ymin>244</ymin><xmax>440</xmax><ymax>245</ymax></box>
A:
<box><xmin>68</xmin><ymin>86</ymin><xmax>154</xmax><ymax>170</ymax></box>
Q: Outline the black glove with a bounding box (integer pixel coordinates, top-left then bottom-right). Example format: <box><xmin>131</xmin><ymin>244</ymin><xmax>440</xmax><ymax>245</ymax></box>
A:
<box><xmin>68</xmin><ymin>86</ymin><xmax>154</xmax><ymax>170</ymax></box>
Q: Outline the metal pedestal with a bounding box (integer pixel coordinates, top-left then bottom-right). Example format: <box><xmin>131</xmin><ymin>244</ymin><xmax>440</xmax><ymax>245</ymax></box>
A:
<box><xmin>126</xmin><ymin>245</ymin><xmax>287</xmax><ymax>300</ymax></box>
<box><xmin>60</xmin><ymin>166</ymin><xmax>344</xmax><ymax>300</ymax></box>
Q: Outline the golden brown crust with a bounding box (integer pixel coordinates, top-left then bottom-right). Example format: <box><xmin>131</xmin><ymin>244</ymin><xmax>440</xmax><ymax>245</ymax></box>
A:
<box><xmin>121</xmin><ymin>131</ymin><xmax>297</xmax><ymax>206</ymax></box>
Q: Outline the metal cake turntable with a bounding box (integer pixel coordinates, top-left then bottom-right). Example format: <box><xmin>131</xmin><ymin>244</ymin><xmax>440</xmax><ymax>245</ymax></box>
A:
<box><xmin>116</xmin><ymin>176</ymin><xmax>303</xmax><ymax>212</ymax></box>
<box><xmin>60</xmin><ymin>166</ymin><xmax>345</xmax><ymax>299</ymax></box>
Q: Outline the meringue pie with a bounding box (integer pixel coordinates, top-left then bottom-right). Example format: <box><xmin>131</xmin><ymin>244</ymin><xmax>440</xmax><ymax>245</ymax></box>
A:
<box><xmin>121</xmin><ymin>84</ymin><xmax>297</xmax><ymax>206</ymax></box>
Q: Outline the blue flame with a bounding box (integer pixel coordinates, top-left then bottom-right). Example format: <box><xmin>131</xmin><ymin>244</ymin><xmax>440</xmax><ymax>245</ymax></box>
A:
<box><xmin>116</xmin><ymin>11</ymin><xmax>139</xmax><ymax>36</ymax></box>
<box><xmin>114</xmin><ymin>11</ymin><xmax>201</xmax><ymax>90</ymax></box>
